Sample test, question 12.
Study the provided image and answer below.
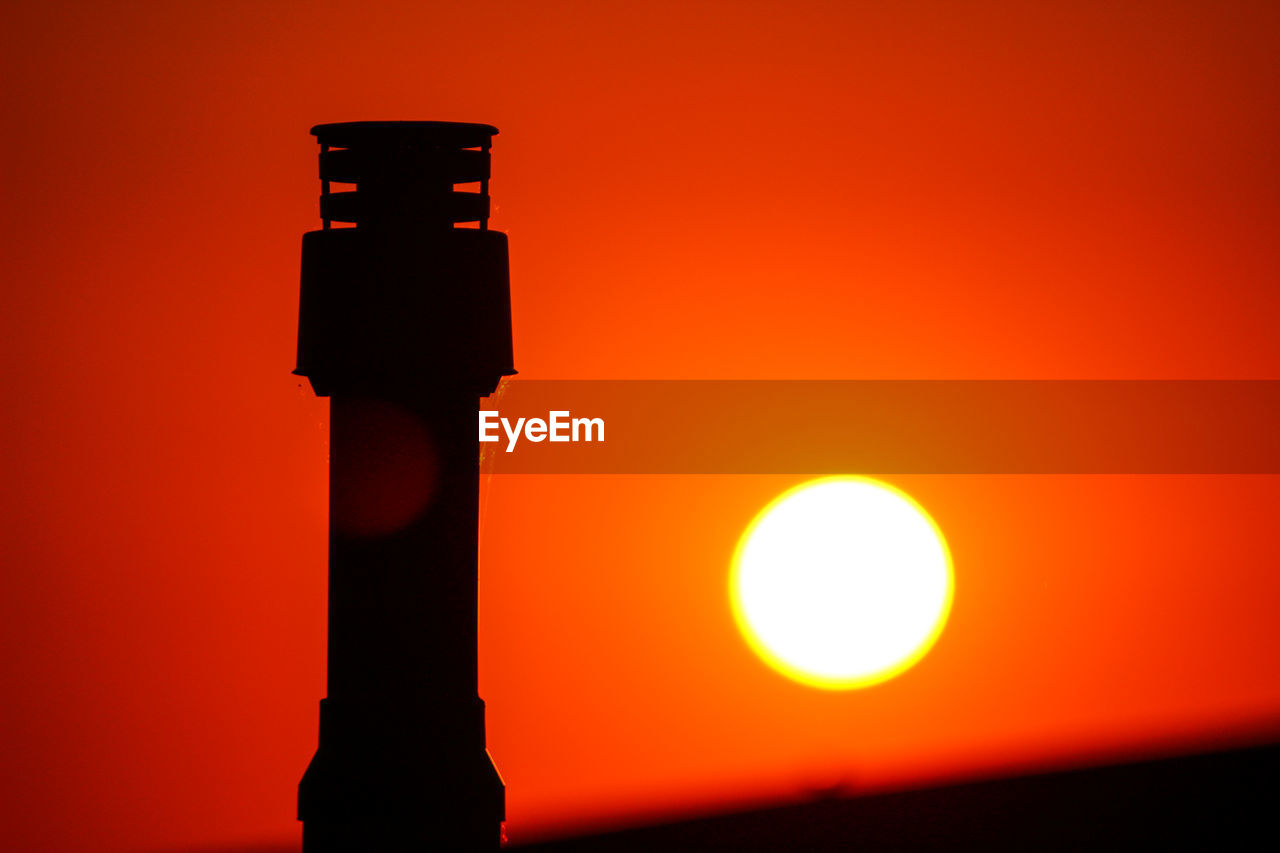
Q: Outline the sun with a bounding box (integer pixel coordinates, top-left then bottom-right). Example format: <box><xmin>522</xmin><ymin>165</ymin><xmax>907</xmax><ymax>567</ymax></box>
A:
<box><xmin>730</xmin><ymin>476</ymin><xmax>953</xmax><ymax>690</ymax></box>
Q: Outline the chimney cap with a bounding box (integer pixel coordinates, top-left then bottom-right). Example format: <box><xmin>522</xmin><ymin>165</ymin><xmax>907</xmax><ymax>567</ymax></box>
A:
<box><xmin>311</xmin><ymin>121</ymin><xmax>498</xmax><ymax>150</ymax></box>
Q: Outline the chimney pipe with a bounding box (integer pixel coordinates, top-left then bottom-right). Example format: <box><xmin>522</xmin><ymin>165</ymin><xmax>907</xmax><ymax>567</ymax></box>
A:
<box><xmin>294</xmin><ymin>120</ymin><xmax>512</xmax><ymax>851</ymax></box>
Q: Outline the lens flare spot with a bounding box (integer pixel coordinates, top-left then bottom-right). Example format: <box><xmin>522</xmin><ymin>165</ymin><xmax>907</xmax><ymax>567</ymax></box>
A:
<box><xmin>330</xmin><ymin>398</ymin><xmax>438</xmax><ymax>537</ymax></box>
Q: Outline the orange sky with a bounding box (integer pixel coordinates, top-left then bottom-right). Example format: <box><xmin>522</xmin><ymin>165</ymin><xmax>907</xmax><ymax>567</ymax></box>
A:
<box><xmin>2</xmin><ymin>2</ymin><xmax>1279</xmax><ymax>850</ymax></box>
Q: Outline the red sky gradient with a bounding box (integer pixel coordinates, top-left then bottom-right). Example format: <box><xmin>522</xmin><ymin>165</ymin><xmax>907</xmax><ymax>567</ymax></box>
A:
<box><xmin>3</xmin><ymin>2</ymin><xmax>1280</xmax><ymax>850</ymax></box>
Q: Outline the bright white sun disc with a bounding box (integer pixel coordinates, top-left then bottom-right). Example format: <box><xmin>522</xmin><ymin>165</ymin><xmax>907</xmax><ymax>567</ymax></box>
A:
<box><xmin>730</xmin><ymin>476</ymin><xmax>953</xmax><ymax>690</ymax></box>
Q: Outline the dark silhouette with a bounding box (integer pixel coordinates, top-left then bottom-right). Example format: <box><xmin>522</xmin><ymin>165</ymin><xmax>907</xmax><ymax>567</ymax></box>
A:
<box><xmin>510</xmin><ymin>740</ymin><xmax>1280</xmax><ymax>851</ymax></box>
<box><xmin>176</xmin><ymin>740</ymin><xmax>1280</xmax><ymax>851</ymax></box>
<box><xmin>293</xmin><ymin>121</ymin><xmax>512</xmax><ymax>851</ymax></box>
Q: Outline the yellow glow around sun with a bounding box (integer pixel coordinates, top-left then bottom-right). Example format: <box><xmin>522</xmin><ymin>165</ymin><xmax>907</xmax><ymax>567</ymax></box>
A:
<box><xmin>730</xmin><ymin>476</ymin><xmax>953</xmax><ymax>690</ymax></box>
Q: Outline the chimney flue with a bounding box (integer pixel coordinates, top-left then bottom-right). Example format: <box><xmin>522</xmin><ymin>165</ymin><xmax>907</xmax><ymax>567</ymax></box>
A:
<box><xmin>295</xmin><ymin>120</ymin><xmax>512</xmax><ymax>851</ymax></box>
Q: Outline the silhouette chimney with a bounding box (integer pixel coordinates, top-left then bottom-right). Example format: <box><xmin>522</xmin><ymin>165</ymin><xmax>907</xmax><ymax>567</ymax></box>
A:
<box><xmin>294</xmin><ymin>121</ymin><xmax>512</xmax><ymax>851</ymax></box>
